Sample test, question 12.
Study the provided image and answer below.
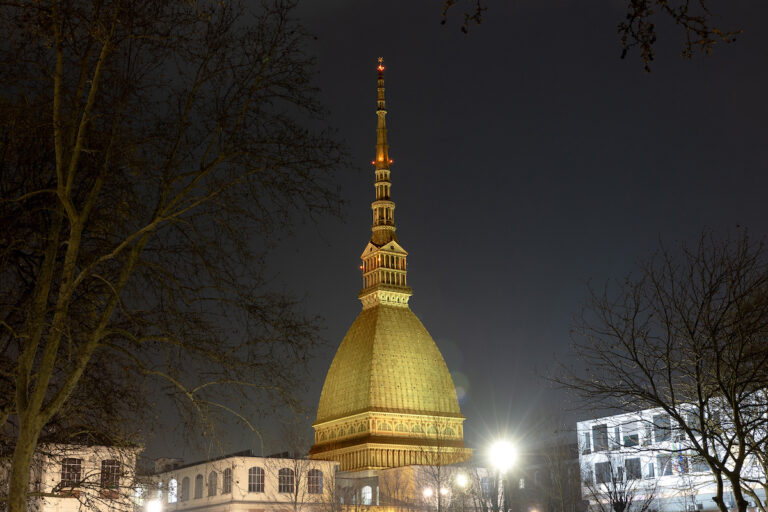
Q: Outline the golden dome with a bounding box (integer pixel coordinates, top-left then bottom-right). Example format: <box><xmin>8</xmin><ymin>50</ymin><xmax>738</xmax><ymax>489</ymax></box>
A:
<box><xmin>316</xmin><ymin>304</ymin><xmax>463</xmax><ymax>424</ymax></box>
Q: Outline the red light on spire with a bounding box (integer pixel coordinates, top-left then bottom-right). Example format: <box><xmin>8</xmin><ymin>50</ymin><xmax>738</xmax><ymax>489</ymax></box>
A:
<box><xmin>377</xmin><ymin>57</ymin><xmax>385</xmax><ymax>72</ymax></box>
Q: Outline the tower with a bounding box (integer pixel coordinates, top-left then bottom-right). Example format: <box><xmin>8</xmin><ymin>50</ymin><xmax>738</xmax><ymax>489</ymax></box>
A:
<box><xmin>309</xmin><ymin>59</ymin><xmax>472</xmax><ymax>472</ymax></box>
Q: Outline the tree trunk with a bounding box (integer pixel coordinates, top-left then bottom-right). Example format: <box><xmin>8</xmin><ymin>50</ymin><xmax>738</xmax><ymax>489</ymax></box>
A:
<box><xmin>8</xmin><ymin>424</ymin><xmax>41</xmax><ymax>512</ymax></box>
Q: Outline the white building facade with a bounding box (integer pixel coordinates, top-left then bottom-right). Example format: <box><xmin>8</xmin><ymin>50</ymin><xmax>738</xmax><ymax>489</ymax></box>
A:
<box><xmin>149</xmin><ymin>452</ymin><xmax>338</xmax><ymax>512</ymax></box>
<box><xmin>0</xmin><ymin>443</ymin><xmax>139</xmax><ymax>512</ymax></box>
<box><xmin>577</xmin><ymin>410</ymin><xmax>766</xmax><ymax>512</ymax></box>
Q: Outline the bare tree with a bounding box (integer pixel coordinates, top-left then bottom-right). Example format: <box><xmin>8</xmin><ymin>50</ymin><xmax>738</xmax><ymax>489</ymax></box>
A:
<box><xmin>557</xmin><ymin>232</ymin><xmax>768</xmax><ymax>512</ymax></box>
<box><xmin>440</xmin><ymin>0</ymin><xmax>740</xmax><ymax>72</ymax></box>
<box><xmin>0</xmin><ymin>1</ymin><xmax>345</xmax><ymax>511</ymax></box>
<box><xmin>581</xmin><ymin>458</ymin><xmax>657</xmax><ymax>512</ymax></box>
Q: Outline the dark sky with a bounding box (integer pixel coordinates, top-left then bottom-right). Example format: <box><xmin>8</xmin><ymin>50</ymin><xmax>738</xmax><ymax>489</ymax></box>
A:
<box><xmin>149</xmin><ymin>1</ymin><xmax>768</xmax><ymax>460</ymax></box>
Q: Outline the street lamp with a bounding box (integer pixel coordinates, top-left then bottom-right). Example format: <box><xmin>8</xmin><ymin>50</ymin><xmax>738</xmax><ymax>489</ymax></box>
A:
<box><xmin>489</xmin><ymin>440</ymin><xmax>517</xmax><ymax>512</ymax></box>
<box><xmin>423</xmin><ymin>487</ymin><xmax>434</xmax><ymax>499</ymax></box>
<box><xmin>489</xmin><ymin>440</ymin><xmax>516</xmax><ymax>474</ymax></box>
<box><xmin>146</xmin><ymin>499</ymin><xmax>163</xmax><ymax>512</ymax></box>
<box><xmin>455</xmin><ymin>473</ymin><xmax>468</xmax><ymax>489</ymax></box>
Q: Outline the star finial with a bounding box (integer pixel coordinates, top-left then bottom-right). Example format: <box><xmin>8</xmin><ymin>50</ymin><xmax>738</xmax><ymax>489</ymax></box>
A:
<box><xmin>377</xmin><ymin>57</ymin><xmax>385</xmax><ymax>72</ymax></box>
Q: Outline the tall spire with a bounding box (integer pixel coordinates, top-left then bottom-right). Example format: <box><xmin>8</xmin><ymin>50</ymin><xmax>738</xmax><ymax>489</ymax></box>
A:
<box><xmin>371</xmin><ymin>57</ymin><xmax>396</xmax><ymax>246</ymax></box>
<box><xmin>359</xmin><ymin>58</ymin><xmax>412</xmax><ymax>309</ymax></box>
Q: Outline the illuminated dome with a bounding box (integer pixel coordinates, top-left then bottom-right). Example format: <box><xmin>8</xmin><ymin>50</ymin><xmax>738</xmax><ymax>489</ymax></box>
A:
<box><xmin>309</xmin><ymin>59</ymin><xmax>471</xmax><ymax>472</ymax></box>
<box><xmin>316</xmin><ymin>305</ymin><xmax>462</xmax><ymax>423</ymax></box>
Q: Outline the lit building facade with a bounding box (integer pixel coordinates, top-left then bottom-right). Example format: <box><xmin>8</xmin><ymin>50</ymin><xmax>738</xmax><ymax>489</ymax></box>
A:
<box><xmin>0</xmin><ymin>443</ymin><xmax>138</xmax><ymax>512</ymax></box>
<box><xmin>309</xmin><ymin>59</ymin><xmax>472</xmax><ymax>473</ymax></box>
<box><xmin>150</xmin><ymin>451</ymin><xmax>338</xmax><ymax>512</ymax></box>
<box><xmin>577</xmin><ymin>409</ymin><xmax>766</xmax><ymax>512</ymax></box>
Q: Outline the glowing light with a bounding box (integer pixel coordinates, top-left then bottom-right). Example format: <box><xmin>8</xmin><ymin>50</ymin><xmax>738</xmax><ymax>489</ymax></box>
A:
<box><xmin>489</xmin><ymin>440</ymin><xmax>516</xmax><ymax>473</ymax></box>
<box><xmin>455</xmin><ymin>474</ymin><xmax>468</xmax><ymax>488</ymax></box>
<box><xmin>146</xmin><ymin>500</ymin><xmax>162</xmax><ymax>512</ymax></box>
<box><xmin>378</xmin><ymin>156</ymin><xmax>384</xmax><ymax>162</ymax></box>
<box><xmin>440</xmin><ymin>488</ymin><xmax>449</xmax><ymax>496</ymax></box>
<box><xmin>423</xmin><ymin>488</ymin><xmax>433</xmax><ymax>498</ymax></box>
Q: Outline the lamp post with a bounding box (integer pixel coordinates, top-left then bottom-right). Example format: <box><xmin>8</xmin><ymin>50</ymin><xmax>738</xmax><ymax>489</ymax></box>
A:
<box><xmin>455</xmin><ymin>473</ymin><xmax>468</xmax><ymax>512</ymax></box>
<box><xmin>489</xmin><ymin>440</ymin><xmax>517</xmax><ymax>512</ymax></box>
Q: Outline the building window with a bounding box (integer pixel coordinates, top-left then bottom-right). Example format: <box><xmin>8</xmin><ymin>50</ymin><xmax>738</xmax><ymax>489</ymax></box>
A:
<box><xmin>208</xmin><ymin>471</ymin><xmax>217</xmax><ymax>496</ymax></box>
<box><xmin>361</xmin><ymin>485</ymin><xmax>373</xmax><ymax>505</ymax></box>
<box><xmin>168</xmin><ymin>479</ymin><xmax>178</xmax><ymax>503</ymax></box>
<box><xmin>623</xmin><ymin>422</ymin><xmax>639</xmax><ymax>447</ymax></box>
<box><xmin>222</xmin><ymin>468</ymin><xmax>232</xmax><ymax>494</ymax></box>
<box><xmin>657</xmin><ymin>454</ymin><xmax>673</xmax><ymax>476</ymax></box>
<box><xmin>194</xmin><ymin>474</ymin><xmax>203</xmax><ymax>499</ymax></box>
<box><xmin>308</xmin><ymin>469</ymin><xmax>323</xmax><ymax>494</ymax></box>
<box><xmin>180</xmin><ymin>477</ymin><xmax>190</xmax><ymax>501</ymax></box>
<box><xmin>248</xmin><ymin>467</ymin><xmax>264</xmax><ymax>493</ymax></box>
<box><xmin>518</xmin><ymin>478</ymin><xmax>525</xmax><ymax>489</ymax></box>
<box><xmin>592</xmin><ymin>424</ymin><xmax>609</xmax><ymax>452</ymax></box>
<box><xmin>100</xmin><ymin>460</ymin><xmax>120</xmax><ymax>489</ymax></box>
<box><xmin>613</xmin><ymin>427</ymin><xmax>621</xmax><ymax>449</ymax></box>
<box><xmin>61</xmin><ymin>458</ymin><xmax>82</xmax><ymax>488</ymax></box>
<box><xmin>595</xmin><ymin>461</ymin><xmax>612</xmax><ymax>484</ymax></box>
<box><xmin>653</xmin><ymin>415</ymin><xmax>671</xmax><ymax>443</ymax></box>
<box><xmin>647</xmin><ymin>463</ymin><xmax>654</xmax><ymax>479</ymax></box>
<box><xmin>582</xmin><ymin>432</ymin><xmax>592</xmax><ymax>454</ymax></box>
<box><xmin>625</xmin><ymin>458</ymin><xmax>641</xmax><ymax>480</ymax></box>
<box><xmin>691</xmin><ymin>455</ymin><xmax>709</xmax><ymax>473</ymax></box>
<box><xmin>279</xmin><ymin>468</ymin><xmax>295</xmax><ymax>493</ymax></box>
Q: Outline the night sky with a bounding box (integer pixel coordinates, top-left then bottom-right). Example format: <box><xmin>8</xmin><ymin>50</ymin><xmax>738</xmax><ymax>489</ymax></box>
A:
<box><xmin>149</xmin><ymin>1</ymin><xmax>768</xmax><ymax>460</ymax></box>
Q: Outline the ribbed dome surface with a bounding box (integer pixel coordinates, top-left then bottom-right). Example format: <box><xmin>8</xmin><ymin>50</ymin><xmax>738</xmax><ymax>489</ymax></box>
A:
<box><xmin>316</xmin><ymin>304</ymin><xmax>462</xmax><ymax>424</ymax></box>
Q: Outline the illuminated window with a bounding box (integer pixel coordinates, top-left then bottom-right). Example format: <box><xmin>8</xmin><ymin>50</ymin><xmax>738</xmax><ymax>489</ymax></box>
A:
<box><xmin>222</xmin><ymin>468</ymin><xmax>232</xmax><ymax>494</ymax></box>
<box><xmin>412</xmin><ymin>424</ymin><xmax>423</xmax><ymax>433</ymax></box>
<box><xmin>308</xmin><ymin>469</ymin><xmax>323</xmax><ymax>494</ymax></box>
<box><xmin>248</xmin><ymin>467</ymin><xmax>264</xmax><ymax>493</ymax></box>
<box><xmin>379</xmin><ymin>422</ymin><xmax>392</xmax><ymax>431</ymax></box>
<box><xmin>279</xmin><ymin>468</ymin><xmax>295</xmax><ymax>493</ymax></box>
<box><xmin>100</xmin><ymin>460</ymin><xmax>120</xmax><ymax>489</ymax></box>
<box><xmin>208</xmin><ymin>471</ymin><xmax>217</xmax><ymax>496</ymax></box>
<box><xmin>168</xmin><ymin>479</ymin><xmax>178</xmax><ymax>503</ymax></box>
<box><xmin>61</xmin><ymin>458</ymin><xmax>82</xmax><ymax>488</ymax></box>
<box><xmin>361</xmin><ymin>485</ymin><xmax>373</xmax><ymax>505</ymax></box>
<box><xmin>395</xmin><ymin>424</ymin><xmax>407</xmax><ymax>432</ymax></box>
<box><xmin>194</xmin><ymin>474</ymin><xmax>203</xmax><ymax>499</ymax></box>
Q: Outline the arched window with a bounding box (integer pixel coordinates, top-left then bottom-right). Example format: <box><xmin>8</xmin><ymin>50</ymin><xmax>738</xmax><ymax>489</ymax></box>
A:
<box><xmin>361</xmin><ymin>485</ymin><xmax>373</xmax><ymax>505</ymax></box>
<box><xmin>444</xmin><ymin>427</ymin><xmax>455</xmax><ymax>436</ymax></box>
<box><xmin>168</xmin><ymin>479</ymin><xmax>178</xmax><ymax>503</ymax></box>
<box><xmin>412</xmin><ymin>424</ymin><xmax>424</xmax><ymax>433</ymax></box>
<box><xmin>395</xmin><ymin>424</ymin><xmax>407</xmax><ymax>432</ymax></box>
<box><xmin>248</xmin><ymin>467</ymin><xmax>264</xmax><ymax>493</ymax></box>
<box><xmin>60</xmin><ymin>458</ymin><xmax>82</xmax><ymax>488</ymax></box>
<box><xmin>278</xmin><ymin>468</ymin><xmax>295</xmax><ymax>494</ymax></box>
<box><xmin>427</xmin><ymin>425</ymin><xmax>437</xmax><ymax>435</ymax></box>
<box><xmin>194</xmin><ymin>474</ymin><xmax>203</xmax><ymax>499</ymax></box>
<box><xmin>208</xmin><ymin>471</ymin><xmax>217</xmax><ymax>497</ymax></box>
<box><xmin>379</xmin><ymin>422</ymin><xmax>392</xmax><ymax>431</ymax></box>
<box><xmin>180</xmin><ymin>477</ymin><xmax>190</xmax><ymax>501</ymax></box>
<box><xmin>222</xmin><ymin>468</ymin><xmax>232</xmax><ymax>494</ymax></box>
<box><xmin>307</xmin><ymin>469</ymin><xmax>322</xmax><ymax>494</ymax></box>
